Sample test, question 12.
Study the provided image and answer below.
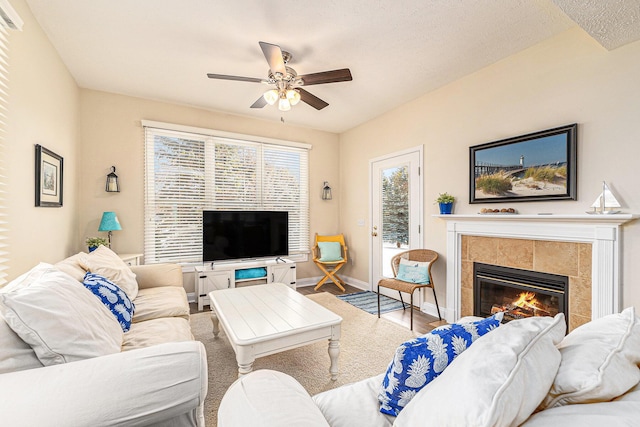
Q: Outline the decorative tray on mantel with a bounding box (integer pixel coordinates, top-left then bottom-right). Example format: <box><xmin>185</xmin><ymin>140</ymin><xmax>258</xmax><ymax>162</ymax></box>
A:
<box><xmin>479</xmin><ymin>208</ymin><xmax>518</xmax><ymax>214</ymax></box>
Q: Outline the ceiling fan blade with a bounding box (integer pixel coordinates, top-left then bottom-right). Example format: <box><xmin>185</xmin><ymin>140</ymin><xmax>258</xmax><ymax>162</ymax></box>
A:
<box><xmin>207</xmin><ymin>73</ymin><xmax>265</xmax><ymax>83</ymax></box>
<box><xmin>250</xmin><ymin>96</ymin><xmax>268</xmax><ymax>109</ymax></box>
<box><xmin>298</xmin><ymin>68</ymin><xmax>352</xmax><ymax>86</ymax></box>
<box><xmin>259</xmin><ymin>41</ymin><xmax>287</xmax><ymax>77</ymax></box>
<box><xmin>298</xmin><ymin>88</ymin><xmax>329</xmax><ymax>110</ymax></box>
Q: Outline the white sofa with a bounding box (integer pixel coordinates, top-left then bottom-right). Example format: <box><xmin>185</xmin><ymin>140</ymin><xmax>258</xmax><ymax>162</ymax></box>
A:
<box><xmin>0</xmin><ymin>247</ymin><xmax>208</xmax><ymax>426</ymax></box>
<box><xmin>218</xmin><ymin>308</ymin><xmax>640</xmax><ymax>427</ymax></box>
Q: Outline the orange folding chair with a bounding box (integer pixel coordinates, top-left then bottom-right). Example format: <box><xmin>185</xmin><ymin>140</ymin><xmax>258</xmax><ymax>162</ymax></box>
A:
<box><xmin>312</xmin><ymin>233</ymin><xmax>348</xmax><ymax>292</ymax></box>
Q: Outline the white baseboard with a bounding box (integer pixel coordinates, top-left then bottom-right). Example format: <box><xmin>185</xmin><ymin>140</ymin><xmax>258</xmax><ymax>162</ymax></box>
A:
<box><xmin>295</xmin><ymin>277</ymin><xmax>320</xmax><ymax>287</ymax></box>
<box><xmin>296</xmin><ymin>275</ymin><xmax>370</xmax><ymax>292</ymax></box>
<box><xmin>342</xmin><ymin>276</ymin><xmax>370</xmax><ymax>291</ymax></box>
<box><xmin>420</xmin><ymin>301</ymin><xmax>454</xmax><ymax>322</ymax></box>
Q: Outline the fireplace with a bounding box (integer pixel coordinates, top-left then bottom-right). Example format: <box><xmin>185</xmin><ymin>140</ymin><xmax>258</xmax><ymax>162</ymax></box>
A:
<box><xmin>438</xmin><ymin>214</ymin><xmax>634</xmax><ymax>331</ymax></box>
<box><xmin>474</xmin><ymin>263</ymin><xmax>568</xmax><ymax>325</ymax></box>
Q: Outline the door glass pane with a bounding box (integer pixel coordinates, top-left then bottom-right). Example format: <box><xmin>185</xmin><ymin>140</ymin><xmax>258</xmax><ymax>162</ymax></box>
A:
<box><xmin>381</xmin><ymin>165</ymin><xmax>409</xmax><ymax>277</ymax></box>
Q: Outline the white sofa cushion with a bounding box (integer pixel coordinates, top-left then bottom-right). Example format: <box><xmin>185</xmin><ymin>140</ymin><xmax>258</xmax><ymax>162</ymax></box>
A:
<box><xmin>540</xmin><ymin>306</ymin><xmax>640</xmax><ymax>409</ymax></box>
<box><xmin>122</xmin><ymin>317</ymin><xmax>193</xmax><ymax>350</ymax></box>
<box><xmin>133</xmin><ymin>286</ymin><xmax>190</xmax><ymax>323</ymax></box>
<box><xmin>395</xmin><ymin>314</ymin><xmax>566</xmax><ymax>427</ymax></box>
<box><xmin>521</xmin><ymin>400</ymin><xmax>640</xmax><ymax>426</ymax></box>
<box><xmin>313</xmin><ymin>374</ymin><xmax>395</xmax><ymax>427</ymax></box>
<box><xmin>79</xmin><ymin>245</ymin><xmax>139</xmax><ymax>299</ymax></box>
<box><xmin>0</xmin><ymin>263</ymin><xmax>123</xmax><ymax>365</ymax></box>
<box><xmin>219</xmin><ymin>369</ymin><xmax>330</xmax><ymax>427</ymax></box>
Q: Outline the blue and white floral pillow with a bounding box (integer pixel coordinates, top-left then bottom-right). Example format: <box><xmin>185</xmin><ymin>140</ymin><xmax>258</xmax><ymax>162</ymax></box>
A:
<box><xmin>378</xmin><ymin>312</ymin><xmax>503</xmax><ymax>416</ymax></box>
<box><xmin>83</xmin><ymin>272</ymin><xmax>135</xmax><ymax>332</ymax></box>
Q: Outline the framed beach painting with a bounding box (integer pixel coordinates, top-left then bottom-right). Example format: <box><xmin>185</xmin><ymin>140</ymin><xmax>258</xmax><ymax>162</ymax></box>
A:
<box><xmin>469</xmin><ymin>124</ymin><xmax>577</xmax><ymax>203</ymax></box>
<box><xmin>35</xmin><ymin>144</ymin><xmax>63</xmax><ymax>207</ymax></box>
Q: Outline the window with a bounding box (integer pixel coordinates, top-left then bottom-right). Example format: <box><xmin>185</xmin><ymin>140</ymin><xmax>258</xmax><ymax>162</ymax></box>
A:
<box><xmin>0</xmin><ymin>1</ymin><xmax>23</xmax><ymax>284</ymax></box>
<box><xmin>143</xmin><ymin>122</ymin><xmax>310</xmax><ymax>264</ymax></box>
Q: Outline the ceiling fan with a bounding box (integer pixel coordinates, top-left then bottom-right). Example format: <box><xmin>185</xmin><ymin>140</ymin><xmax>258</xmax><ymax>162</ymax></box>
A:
<box><xmin>207</xmin><ymin>41</ymin><xmax>352</xmax><ymax>112</ymax></box>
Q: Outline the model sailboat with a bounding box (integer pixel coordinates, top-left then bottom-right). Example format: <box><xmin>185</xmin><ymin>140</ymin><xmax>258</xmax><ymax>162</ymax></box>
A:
<box><xmin>587</xmin><ymin>181</ymin><xmax>621</xmax><ymax>214</ymax></box>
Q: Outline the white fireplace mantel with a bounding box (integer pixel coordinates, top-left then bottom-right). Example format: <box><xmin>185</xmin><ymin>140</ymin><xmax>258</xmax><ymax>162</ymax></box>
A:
<box><xmin>436</xmin><ymin>213</ymin><xmax>638</xmax><ymax>323</ymax></box>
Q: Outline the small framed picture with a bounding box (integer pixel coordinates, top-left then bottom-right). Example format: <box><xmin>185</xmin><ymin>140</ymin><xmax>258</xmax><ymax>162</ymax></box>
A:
<box><xmin>35</xmin><ymin>144</ymin><xmax>63</xmax><ymax>207</ymax></box>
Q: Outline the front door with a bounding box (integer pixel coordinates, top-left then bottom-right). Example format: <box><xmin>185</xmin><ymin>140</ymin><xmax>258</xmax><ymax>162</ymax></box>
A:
<box><xmin>370</xmin><ymin>147</ymin><xmax>423</xmax><ymax>303</ymax></box>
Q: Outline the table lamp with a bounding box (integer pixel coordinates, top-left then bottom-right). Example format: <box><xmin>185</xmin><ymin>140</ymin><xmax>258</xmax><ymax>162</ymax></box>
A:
<box><xmin>98</xmin><ymin>211</ymin><xmax>122</xmax><ymax>248</ymax></box>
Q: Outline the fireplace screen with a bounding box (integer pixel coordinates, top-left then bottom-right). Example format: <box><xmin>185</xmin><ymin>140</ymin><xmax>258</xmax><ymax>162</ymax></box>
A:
<box><xmin>474</xmin><ymin>263</ymin><xmax>568</xmax><ymax>323</ymax></box>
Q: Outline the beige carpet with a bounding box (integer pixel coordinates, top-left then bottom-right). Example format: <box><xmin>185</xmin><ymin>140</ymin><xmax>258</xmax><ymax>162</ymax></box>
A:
<box><xmin>190</xmin><ymin>292</ymin><xmax>422</xmax><ymax>426</ymax></box>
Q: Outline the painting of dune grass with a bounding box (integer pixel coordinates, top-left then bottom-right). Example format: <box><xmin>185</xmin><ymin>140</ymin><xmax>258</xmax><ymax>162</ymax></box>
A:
<box><xmin>470</xmin><ymin>124</ymin><xmax>577</xmax><ymax>203</ymax></box>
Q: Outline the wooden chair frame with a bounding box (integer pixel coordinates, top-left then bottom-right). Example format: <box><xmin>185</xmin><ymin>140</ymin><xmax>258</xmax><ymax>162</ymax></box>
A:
<box><xmin>377</xmin><ymin>249</ymin><xmax>441</xmax><ymax>330</ymax></box>
<box><xmin>312</xmin><ymin>233</ymin><xmax>348</xmax><ymax>292</ymax></box>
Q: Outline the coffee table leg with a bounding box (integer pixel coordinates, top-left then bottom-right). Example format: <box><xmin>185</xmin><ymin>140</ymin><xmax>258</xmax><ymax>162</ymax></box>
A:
<box><xmin>328</xmin><ymin>338</ymin><xmax>340</xmax><ymax>380</ymax></box>
<box><xmin>236</xmin><ymin>347</ymin><xmax>255</xmax><ymax>378</ymax></box>
<box><xmin>238</xmin><ymin>362</ymin><xmax>254</xmax><ymax>378</ymax></box>
<box><xmin>210</xmin><ymin>310</ymin><xmax>220</xmax><ymax>337</ymax></box>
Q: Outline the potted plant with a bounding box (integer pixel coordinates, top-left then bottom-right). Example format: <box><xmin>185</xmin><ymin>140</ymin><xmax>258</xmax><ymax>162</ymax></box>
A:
<box><xmin>86</xmin><ymin>236</ymin><xmax>109</xmax><ymax>252</ymax></box>
<box><xmin>436</xmin><ymin>192</ymin><xmax>456</xmax><ymax>214</ymax></box>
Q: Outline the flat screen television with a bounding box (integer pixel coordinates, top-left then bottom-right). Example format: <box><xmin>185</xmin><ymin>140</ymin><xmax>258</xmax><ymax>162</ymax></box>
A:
<box><xmin>203</xmin><ymin>210</ymin><xmax>289</xmax><ymax>262</ymax></box>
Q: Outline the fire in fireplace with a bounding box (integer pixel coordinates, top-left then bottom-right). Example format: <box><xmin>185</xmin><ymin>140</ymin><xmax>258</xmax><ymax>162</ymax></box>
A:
<box><xmin>473</xmin><ymin>263</ymin><xmax>568</xmax><ymax>324</ymax></box>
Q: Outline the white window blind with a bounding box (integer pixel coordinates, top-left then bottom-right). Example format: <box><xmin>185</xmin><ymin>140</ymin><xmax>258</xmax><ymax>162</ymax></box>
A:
<box><xmin>144</xmin><ymin>125</ymin><xmax>309</xmax><ymax>264</ymax></box>
<box><xmin>0</xmin><ymin>25</ymin><xmax>10</xmax><ymax>285</ymax></box>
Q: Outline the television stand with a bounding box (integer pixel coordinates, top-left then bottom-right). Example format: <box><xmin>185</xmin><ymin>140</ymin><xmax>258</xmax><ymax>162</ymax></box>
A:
<box><xmin>194</xmin><ymin>258</ymin><xmax>297</xmax><ymax>311</ymax></box>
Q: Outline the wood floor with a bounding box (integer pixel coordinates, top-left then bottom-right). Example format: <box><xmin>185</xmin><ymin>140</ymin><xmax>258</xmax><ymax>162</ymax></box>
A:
<box><xmin>297</xmin><ymin>283</ymin><xmax>444</xmax><ymax>335</ymax></box>
<box><xmin>191</xmin><ymin>283</ymin><xmax>445</xmax><ymax>335</ymax></box>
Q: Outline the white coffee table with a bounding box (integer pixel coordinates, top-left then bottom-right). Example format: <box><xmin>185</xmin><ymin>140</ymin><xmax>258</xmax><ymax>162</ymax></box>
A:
<box><xmin>209</xmin><ymin>283</ymin><xmax>342</xmax><ymax>379</ymax></box>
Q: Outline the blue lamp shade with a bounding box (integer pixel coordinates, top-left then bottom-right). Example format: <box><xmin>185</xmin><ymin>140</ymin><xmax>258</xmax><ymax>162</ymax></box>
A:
<box><xmin>98</xmin><ymin>212</ymin><xmax>121</xmax><ymax>249</ymax></box>
<box><xmin>98</xmin><ymin>212</ymin><xmax>122</xmax><ymax>232</ymax></box>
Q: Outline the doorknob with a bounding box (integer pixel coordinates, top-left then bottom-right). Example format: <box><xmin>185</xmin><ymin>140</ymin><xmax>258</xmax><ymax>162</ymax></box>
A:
<box><xmin>372</xmin><ymin>226</ymin><xmax>378</xmax><ymax>237</ymax></box>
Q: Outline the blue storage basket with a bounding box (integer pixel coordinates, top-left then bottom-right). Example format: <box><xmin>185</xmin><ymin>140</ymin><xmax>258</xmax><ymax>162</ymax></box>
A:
<box><xmin>235</xmin><ymin>267</ymin><xmax>267</xmax><ymax>280</ymax></box>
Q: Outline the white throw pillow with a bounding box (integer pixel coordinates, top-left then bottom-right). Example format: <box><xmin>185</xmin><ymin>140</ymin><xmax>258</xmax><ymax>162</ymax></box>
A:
<box><xmin>394</xmin><ymin>314</ymin><xmax>566</xmax><ymax>427</ymax></box>
<box><xmin>79</xmin><ymin>245</ymin><xmax>138</xmax><ymax>300</ymax></box>
<box><xmin>0</xmin><ymin>264</ymin><xmax>123</xmax><ymax>366</ymax></box>
<box><xmin>539</xmin><ymin>306</ymin><xmax>640</xmax><ymax>409</ymax></box>
<box><xmin>0</xmin><ymin>312</ymin><xmax>43</xmax><ymax>374</ymax></box>
<box><xmin>54</xmin><ymin>252</ymin><xmax>88</xmax><ymax>282</ymax></box>
<box><xmin>1</xmin><ymin>262</ymin><xmax>51</xmax><ymax>292</ymax></box>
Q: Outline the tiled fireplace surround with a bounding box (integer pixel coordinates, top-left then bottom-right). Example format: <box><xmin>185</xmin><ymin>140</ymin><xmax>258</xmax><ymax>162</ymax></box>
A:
<box><xmin>461</xmin><ymin>236</ymin><xmax>590</xmax><ymax>331</ymax></box>
<box><xmin>439</xmin><ymin>214</ymin><xmax>636</xmax><ymax>331</ymax></box>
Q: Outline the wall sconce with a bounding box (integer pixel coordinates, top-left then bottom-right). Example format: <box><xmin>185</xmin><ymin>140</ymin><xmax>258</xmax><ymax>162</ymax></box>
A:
<box><xmin>322</xmin><ymin>181</ymin><xmax>332</xmax><ymax>200</ymax></box>
<box><xmin>106</xmin><ymin>166</ymin><xmax>120</xmax><ymax>192</ymax></box>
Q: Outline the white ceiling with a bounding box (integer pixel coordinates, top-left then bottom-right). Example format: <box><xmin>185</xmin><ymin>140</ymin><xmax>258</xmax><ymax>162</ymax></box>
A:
<box><xmin>24</xmin><ymin>0</ymin><xmax>640</xmax><ymax>133</ymax></box>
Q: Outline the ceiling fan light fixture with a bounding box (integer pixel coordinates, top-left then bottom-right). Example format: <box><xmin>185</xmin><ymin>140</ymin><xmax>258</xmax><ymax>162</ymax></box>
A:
<box><xmin>286</xmin><ymin>89</ymin><xmax>301</xmax><ymax>106</ymax></box>
<box><xmin>208</xmin><ymin>42</ymin><xmax>352</xmax><ymax>113</ymax></box>
<box><xmin>278</xmin><ymin>96</ymin><xmax>291</xmax><ymax>111</ymax></box>
<box><xmin>263</xmin><ymin>89</ymin><xmax>279</xmax><ymax>105</ymax></box>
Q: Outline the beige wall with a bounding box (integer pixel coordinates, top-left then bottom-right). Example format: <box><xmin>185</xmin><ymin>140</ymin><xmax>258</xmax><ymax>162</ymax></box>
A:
<box><xmin>11</xmin><ymin>4</ymin><xmax>640</xmax><ymax>314</ymax></box>
<box><xmin>5</xmin><ymin>0</ymin><xmax>80</xmax><ymax>279</ymax></box>
<box><xmin>340</xmin><ymin>27</ymin><xmax>640</xmax><ymax>311</ymax></box>
<box><xmin>78</xmin><ymin>90</ymin><xmax>340</xmax><ymax>292</ymax></box>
